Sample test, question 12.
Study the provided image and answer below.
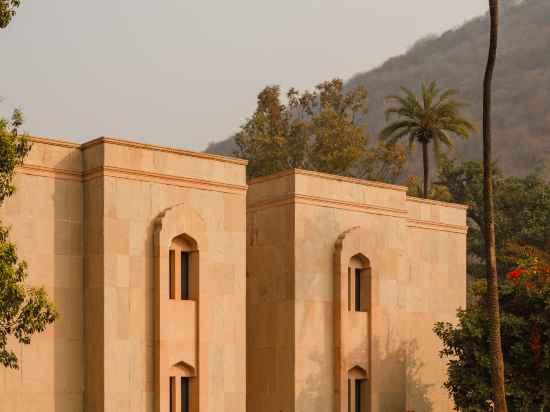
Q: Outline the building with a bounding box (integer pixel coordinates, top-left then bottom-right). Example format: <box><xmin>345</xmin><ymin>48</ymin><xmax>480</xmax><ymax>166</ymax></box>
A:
<box><xmin>0</xmin><ymin>137</ymin><xmax>247</xmax><ymax>412</ymax></box>
<box><xmin>0</xmin><ymin>136</ymin><xmax>467</xmax><ymax>412</ymax></box>
<box><xmin>246</xmin><ymin>170</ymin><xmax>467</xmax><ymax>412</ymax></box>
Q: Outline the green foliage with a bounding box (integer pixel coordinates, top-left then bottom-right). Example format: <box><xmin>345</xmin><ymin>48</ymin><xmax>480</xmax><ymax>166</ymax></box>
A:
<box><xmin>436</xmin><ymin>158</ymin><xmax>550</xmax><ymax>278</ymax></box>
<box><xmin>0</xmin><ymin>109</ymin><xmax>58</xmax><ymax>369</ymax></box>
<box><xmin>405</xmin><ymin>174</ymin><xmax>452</xmax><ymax>202</ymax></box>
<box><xmin>0</xmin><ymin>110</ymin><xmax>30</xmax><ymax>203</ymax></box>
<box><xmin>435</xmin><ymin>245</ymin><xmax>550</xmax><ymax>411</ymax></box>
<box><xmin>235</xmin><ymin>79</ymin><xmax>407</xmax><ymax>182</ymax></box>
<box><xmin>0</xmin><ymin>0</ymin><xmax>21</xmax><ymax>28</ymax></box>
<box><xmin>382</xmin><ymin>82</ymin><xmax>474</xmax><ymax>151</ymax></box>
<box><xmin>381</xmin><ymin>81</ymin><xmax>475</xmax><ymax>197</ymax></box>
<box><xmin>357</xmin><ymin>141</ymin><xmax>407</xmax><ymax>184</ymax></box>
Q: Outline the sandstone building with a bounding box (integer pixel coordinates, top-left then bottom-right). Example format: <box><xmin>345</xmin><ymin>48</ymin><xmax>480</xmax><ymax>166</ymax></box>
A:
<box><xmin>0</xmin><ymin>136</ymin><xmax>467</xmax><ymax>412</ymax></box>
<box><xmin>246</xmin><ymin>170</ymin><xmax>467</xmax><ymax>412</ymax></box>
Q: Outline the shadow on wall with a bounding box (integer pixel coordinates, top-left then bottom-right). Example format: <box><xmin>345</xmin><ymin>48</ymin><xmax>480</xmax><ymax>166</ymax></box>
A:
<box><xmin>53</xmin><ymin>152</ymin><xmax>85</xmax><ymax>411</ymax></box>
<box><xmin>372</xmin><ymin>331</ymin><xmax>434</xmax><ymax>412</ymax></box>
<box><xmin>294</xmin><ymin>335</ymin><xmax>433</xmax><ymax>412</ymax></box>
<box><xmin>295</xmin><ymin>351</ymin><xmax>333</xmax><ymax>412</ymax></box>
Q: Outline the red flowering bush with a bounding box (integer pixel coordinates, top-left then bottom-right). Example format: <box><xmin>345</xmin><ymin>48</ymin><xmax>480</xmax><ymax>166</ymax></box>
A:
<box><xmin>506</xmin><ymin>268</ymin><xmax>524</xmax><ymax>280</ymax></box>
<box><xmin>435</xmin><ymin>244</ymin><xmax>550</xmax><ymax>411</ymax></box>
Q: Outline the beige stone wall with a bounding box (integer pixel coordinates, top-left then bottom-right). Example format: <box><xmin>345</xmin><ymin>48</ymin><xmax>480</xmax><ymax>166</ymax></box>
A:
<box><xmin>0</xmin><ymin>138</ymin><xmax>84</xmax><ymax>412</ymax></box>
<box><xmin>404</xmin><ymin>198</ymin><xmax>467</xmax><ymax>411</ymax></box>
<box><xmin>247</xmin><ymin>169</ymin><xmax>467</xmax><ymax>412</ymax></box>
<box><xmin>246</xmin><ymin>172</ymin><xmax>295</xmax><ymax>412</ymax></box>
<box><xmin>91</xmin><ymin>138</ymin><xmax>247</xmax><ymax>412</ymax></box>
<box><xmin>0</xmin><ymin>137</ymin><xmax>247</xmax><ymax>412</ymax></box>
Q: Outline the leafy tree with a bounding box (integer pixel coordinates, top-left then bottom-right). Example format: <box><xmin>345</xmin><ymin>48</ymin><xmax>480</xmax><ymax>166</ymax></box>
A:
<box><xmin>436</xmin><ymin>159</ymin><xmax>550</xmax><ymax>278</ymax></box>
<box><xmin>0</xmin><ymin>0</ymin><xmax>21</xmax><ymax>28</ymax></box>
<box><xmin>405</xmin><ymin>174</ymin><xmax>452</xmax><ymax>202</ymax></box>
<box><xmin>435</xmin><ymin>244</ymin><xmax>550</xmax><ymax>411</ymax></box>
<box><xmin>380</xmin><ymin>81</ymin><xmax>475</xmax><ymax>198</ymax></box>
<box><xmin>306</xmin><ymin>80</ymin><xmax>369</xmax><ymax>175</ymax></box>
<box><xmin>0</xmin><ymin>110</ymin><xmax>58</xmax><ymax>369</ymax></box>
<box><xmin>235</xmin><ymin>79</ymin><xmax>407</xmax><ymax>182</ymax></box>
<box><xmin>356</xmin><ymin>141</ymin><xmax>407</xmax><ymax>184</ymax></box>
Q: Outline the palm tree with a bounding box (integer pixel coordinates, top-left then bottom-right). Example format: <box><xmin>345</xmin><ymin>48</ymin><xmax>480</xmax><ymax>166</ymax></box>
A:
<box><xmin>381</xmin><ymin>81</ymin><xmax>474</xmax><ymax>198</ymax></box>
<box><xmin>483</xmin><ymin>1</ymin><xmax>508</xmax><ymax>411</ymax></box>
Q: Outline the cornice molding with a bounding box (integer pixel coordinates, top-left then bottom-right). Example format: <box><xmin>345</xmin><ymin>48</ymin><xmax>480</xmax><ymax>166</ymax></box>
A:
<box><xmin>27</xmin><ymin>135</ymin><xmax>81</xmax><ymax>149</ymax></box>
<box><xmin>249</xmin><ymin>168</ymin><xmax>408</xmax><ymax>192</ymax></box>
<box><xmin>17</xmin><ymin>164</ymin><xmax>247</xmax><ymax>195</ymax></box>
<box><xmin>248</xmin><ymin>193</ymin><xmax>468</xmax><ymax>234</ymax></box>
<box><xmin>81</xmin><ymin>137</ymin><xmax>248</xmax><ymax>166</ymax></box>
<box><xmin>84</xmin><ymin>166</ymin><xmax>247</xmax><ymax>194</ymax></box>
<box><xmin>295</xmin><ymin>169</ymin><xmax>408</xmax><ymax>192</ymax></box>
<box><xmin>18</xmin><ymin>164</ymin><xmax>82</xmax><ymax>181</ymax></box>
<box><xmin>406</xmin><ymin>195</ymin><xmax>469</xmax><ymax>210</ymax></box>
<box><xmin>248</xmin><ymin>193</ymin><xmax>408</xmax><ymax>218</ymax></box>
<box><xmin>406</xmin><ymin>218</ymin><xmax>468</xmax><ymax>234</ymax></box>
<box><xmin>26</xmin><ymin>135</ymin><xmax>247</xmax><ymax>166</ymax></box>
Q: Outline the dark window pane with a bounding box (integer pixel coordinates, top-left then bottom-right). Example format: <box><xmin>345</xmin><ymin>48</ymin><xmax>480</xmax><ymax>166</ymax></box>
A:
<box><xmin>355</xmin><ymin>379</ymin><xmax>362</xmax><ymax>412</ymax></box>
<box><xmin>181</xmin><ymin>377</ymin><xmax>189</xmax><ymax>412</ymax></box>
<box><xmin>348</xmin><ymin>379</ymin><xmax>352</xmax><ymax>412</ymax></box>
<box><xmin>348</xmin><ymin>268</ymin><xmax>352</xmax><ymax>311</ymax></box>
<box><xmin>181</xmin><ymin>252</ymin><xmax>190</xmax><ymax>300</ymax></box>
<box><xmin>355</xmin><ymin>268</ymin><xmax>362</xmax><ymax>312</ymax></box>
<box><xmin>169</xmin><ymin>376</ymin><xmax>175</xmax><ymax>412</ymax></box>
<box><xmin>169</xmin><ymin>250</ymin><xmax>175</xmax><ymax>299</ymax></box>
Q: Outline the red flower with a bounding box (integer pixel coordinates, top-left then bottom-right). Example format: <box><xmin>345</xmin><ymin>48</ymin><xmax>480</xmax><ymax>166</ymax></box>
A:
<box><xmin>507</xmin><ymin>268</ymin><xmax>524</xmax><ymax>280</ymax></box>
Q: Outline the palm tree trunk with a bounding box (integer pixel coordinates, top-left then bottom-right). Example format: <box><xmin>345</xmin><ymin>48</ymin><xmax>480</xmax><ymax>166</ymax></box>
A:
<box><xmin>422</xmin><ymin>141</ymin><xmax>429</xmax><ymax>198</ymax></box>
<box><xmin>544</xmin><ymin>380</ymin><xmax>550</xmax><ymax>411</ymax></box>
<box><xmin>483</xmin><ymin>1</ymin><xmax>508</xmax><ymax>411</ymax></box>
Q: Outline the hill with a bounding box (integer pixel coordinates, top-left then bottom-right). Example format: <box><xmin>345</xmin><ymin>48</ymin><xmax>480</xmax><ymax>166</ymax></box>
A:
<box><xmin>206</xmin><ymin>0</ymin><xmax>550</xmax><ymax>179</ymax></box>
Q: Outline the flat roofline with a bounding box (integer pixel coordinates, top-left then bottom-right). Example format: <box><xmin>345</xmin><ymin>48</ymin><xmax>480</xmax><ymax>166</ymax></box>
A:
<box><xmin>27</xmin><ymin>135</ymin><xmax>81</xmax><ymax>149</ymax></box>
<box><xmin>406</xmin><ymin>195</ymin><xmax>469</xmax><ymax>210</ymax></box>
<box><xmin>248</xmin><ymin>168</ymin><xmax>409</xmax><ymax>192</ymax></box>
<box><xmin>27</xmin><ymin>135</ymin><xmax>248</xmax><ymax>166</ymax></box>
<box><xmin>249</xmin><ymin>168</ymin><xmax>468</xmax><ymax>211</ymax></box>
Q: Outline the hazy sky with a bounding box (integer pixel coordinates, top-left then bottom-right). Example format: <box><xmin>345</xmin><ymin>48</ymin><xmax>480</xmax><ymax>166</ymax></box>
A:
<box><xmin>0</xmin><ymin>1</ymin><xmax>487</xmax><ymax>151</ymax></box>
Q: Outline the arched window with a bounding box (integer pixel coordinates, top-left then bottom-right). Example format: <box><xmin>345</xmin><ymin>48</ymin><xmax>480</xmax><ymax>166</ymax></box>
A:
<box><xmin>169</xmin><ymin>361</ymin><xmax>195</xmax><ymax>412</ymax></box>
<box><xmin>348</xmin><ymin>366</ymin><xmax>368</xmax><ymax>412</ymax></box>
<box><xmin>348</xmin><ymin>254</ymin><xmax>370</xmax><ymax>312</ymax></box>
<box><xmin>168</xmin><ymin>234</ymin><xmax>198</xmax><ymax>301</ymax></box>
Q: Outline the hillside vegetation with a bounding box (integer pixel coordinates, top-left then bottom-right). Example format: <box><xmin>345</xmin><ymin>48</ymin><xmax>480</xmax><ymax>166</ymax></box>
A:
<box><xmin>206</xmin><ymin>0</ymin><xmax>550</xmax><ymax>179</ymax></box>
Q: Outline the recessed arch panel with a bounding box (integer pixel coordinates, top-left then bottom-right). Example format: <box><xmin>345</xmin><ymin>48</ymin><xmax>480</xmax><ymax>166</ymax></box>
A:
<box><xmin>154</xmin><ymin>203</ymin><xmax>208</xmax><ymax>412</ymax></box>
<box><xmin>334</xmin><ymin>226</ymin><xmax>372</xmax><ymax>412</ymax></box>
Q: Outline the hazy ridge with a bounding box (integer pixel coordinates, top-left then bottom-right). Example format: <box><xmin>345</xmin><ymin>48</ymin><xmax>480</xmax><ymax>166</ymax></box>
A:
<box><xmin>206</xmin><ymin>0</ymin><xmax>550</xmax><ymax>179</ymax></box>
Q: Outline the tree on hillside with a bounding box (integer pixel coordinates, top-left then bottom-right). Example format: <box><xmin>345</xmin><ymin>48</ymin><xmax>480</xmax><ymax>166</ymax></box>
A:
<box><xmin>235</xmin><ymin>79</ymin><xmax>407</xmax><ymax>182</ymax></box>
<box><xmin>0</xmin><ymin>0</ymin><xmax>22</xmax><ymax>28</ymax></box>
<box><xmin>435</xmin><ymin>244</ymin><xmax>550</xmax><ymax>411</ymax></box>
<box><xmin>0</xmin><ymin>110</ymin><xmax>58</xmax><ymax>369</ymax></box>
<box><xmin>437</xmin><ymin>159</ymin><xmax>550</xmax><ymax>279</ymax></box>
<box><xmin>483</xmin><ymin>0</ymin><xmax>508</xmax><ymax>409</ymax></box>
<box><xmin>380</xmin><ymin>81</ymin><xmax>475</xmax><ymax>198</ymax></box>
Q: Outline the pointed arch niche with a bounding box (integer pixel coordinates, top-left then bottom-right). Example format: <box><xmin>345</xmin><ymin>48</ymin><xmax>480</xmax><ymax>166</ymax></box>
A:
<box><xmin>347</xmin><ymin>366</ymin><xmax>368</xmax><ymax>412</ymax></box>
<box><xmin>335</xmin><ymin>227</ymin><xmax>372</xmax><ymax>412</ymax></box>
<box><xmin>154</xmin><ymin>203</ymin><xmax>208</xmax><ymax>412</ymax></box>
